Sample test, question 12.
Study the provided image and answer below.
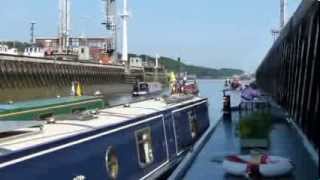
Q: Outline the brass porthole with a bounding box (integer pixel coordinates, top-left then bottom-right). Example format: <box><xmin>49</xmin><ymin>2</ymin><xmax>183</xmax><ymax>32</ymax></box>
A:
<box><xmin>105</xmin><ymin>147</ymin><xmax>119</xmax><ymax>179</ymax></box>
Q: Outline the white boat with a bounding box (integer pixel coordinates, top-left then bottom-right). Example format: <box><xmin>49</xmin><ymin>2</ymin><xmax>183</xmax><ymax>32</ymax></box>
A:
<box><xmin>0</xmin><ymin>45</ymin><xmax>18</xmax><ymax>55</ymax></box>
<box><xmin>132</xmin><ymin>82</ymin><xmax>162</xmax><ymax>96</ymax></box>
<box><xmin>23</xmin><ymin>47</ymin><xmax>45</xmax><ymax>57</ymax></box>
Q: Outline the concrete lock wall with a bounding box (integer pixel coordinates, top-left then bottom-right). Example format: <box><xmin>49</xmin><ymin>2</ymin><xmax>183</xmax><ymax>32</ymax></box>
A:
<box><xmin>0</xmin><ymin>54</ymin><xmax>166</xmax><ymax>101</ymax></box>
<box><xmin>256</xmin><ymin>0</ymin><xmax>319</xmax><ymax>150</ymax></box>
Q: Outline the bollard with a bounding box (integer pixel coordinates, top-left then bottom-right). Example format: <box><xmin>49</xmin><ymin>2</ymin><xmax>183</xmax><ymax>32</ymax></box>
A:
<box><xmin>223</xmin><ymin>94</ymin><xmax>231</xmax><ymax>116</ymax></box>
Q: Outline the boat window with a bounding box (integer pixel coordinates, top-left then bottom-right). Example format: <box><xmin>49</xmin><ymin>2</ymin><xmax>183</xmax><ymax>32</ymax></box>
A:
<box><xmin>139</xmin><ymin>83</ymin><xmax>148</xmax><ymax>91</ymax></box>
<box><xmin>39</xmin><ymin>113</ymin><xmax>53</xmax><ymax>121</ymax></box>
<box><xmin>188</xmin><ymin>110</ymin><xmax>198</xmax><ymax>139</ymax></box>
<box><xmin>0</xmin><ymin>131</ymin><xmax>31</xmax><ymax>139</ymax></box>
<box><xmin>72</xmin><ymin>107</ymin><xmax>86</xmax><ymax>114</ymax></box>
<box><xmin>105</xmin><ymin>146</ymin><xmax>119</xmax><ymax>180</ymax></box>
<box><xmin>135</xmin><ymin>128</ymin><xmax>154</xmax><ymax>167</ymax></box>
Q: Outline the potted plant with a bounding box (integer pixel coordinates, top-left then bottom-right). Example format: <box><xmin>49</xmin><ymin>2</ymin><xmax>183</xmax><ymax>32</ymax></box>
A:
<box><xmin>238</xmin><ymin>111</ymin><xmax>272</xmax><ymax>148</ymax></box>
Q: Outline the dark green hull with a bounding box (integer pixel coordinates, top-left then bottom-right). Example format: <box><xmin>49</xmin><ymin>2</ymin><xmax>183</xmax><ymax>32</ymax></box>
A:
<box><xmin>0</xmin><ymin>96</ymin><xmax>104</xmax><ymax>121</ymax></box>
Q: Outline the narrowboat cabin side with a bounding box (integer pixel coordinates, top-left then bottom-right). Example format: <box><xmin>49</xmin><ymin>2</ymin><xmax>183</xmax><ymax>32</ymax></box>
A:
<box><xmin>0</xmin><ymin>96</ymin><xmax>210</xmax><ymax>180</ymax></box>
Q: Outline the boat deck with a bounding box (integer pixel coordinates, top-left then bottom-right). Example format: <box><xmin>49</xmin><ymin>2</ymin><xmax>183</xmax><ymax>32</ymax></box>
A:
<box><xmin>0</xmin><ymin>96</ymin><xmax>205</xmax><ymax>153</ymax></box>
<box><xmin>182</xmin><ymin>104</ymin><xmax>318</xmax><ymax>179</ymax></box>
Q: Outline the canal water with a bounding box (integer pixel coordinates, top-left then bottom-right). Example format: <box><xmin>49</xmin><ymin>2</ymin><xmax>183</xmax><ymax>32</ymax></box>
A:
<box><xmin>197</xmin><ymin>79</ymin><xmax>225</xmax><ymax>126</ymax></box>
<box><xmin>104</xmin><ymin>79</ymin><xmax>225</xmax><ymax>126</ymax></box>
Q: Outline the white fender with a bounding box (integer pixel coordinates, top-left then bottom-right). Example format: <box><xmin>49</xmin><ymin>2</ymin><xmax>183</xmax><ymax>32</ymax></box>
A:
<box><xmin>223</xmin><ymin>155</ymin><xmax>293</xmax><ymax>177</ymax></box>
<box><xmin>222</xmin><ymin>158</ymin><xmax>247</xmax><ymax>176</ymax></box>
<box><xmin>259</xmin><ymin>156</ymin><xmax>293</xmax><ymax>177</ymax></box>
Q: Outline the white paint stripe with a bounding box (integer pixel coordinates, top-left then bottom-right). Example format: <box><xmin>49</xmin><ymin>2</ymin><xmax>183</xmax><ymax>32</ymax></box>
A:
<box><xmin>172</xmin><ymin>100</ymin><xmax>207</xmax><ymax>113</ymax></box>
<box><xmin>172</xmin><ymin>113</ymin><xmax>179</xmax><ymax>155</ymax></box>
<box><xmin>0</xmin><ymin>115</ymin><xmax>163</xmax><ymax>169</ymax></box>
<box><xmin>139</xmin><ymin>160</ymin><xmax>169</xmax><ymax>180</ymax></box>
<box><xmin>161</xmin><ymin>117</ymin><xmax>170</xmax><ymax>161</ymax></box>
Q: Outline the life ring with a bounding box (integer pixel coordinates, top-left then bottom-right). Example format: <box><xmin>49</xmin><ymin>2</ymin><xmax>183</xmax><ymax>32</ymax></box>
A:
<box><xmin>222</xmin><ymin>154</ymin><xmax>293</xmax><ymax>177</ymax></box>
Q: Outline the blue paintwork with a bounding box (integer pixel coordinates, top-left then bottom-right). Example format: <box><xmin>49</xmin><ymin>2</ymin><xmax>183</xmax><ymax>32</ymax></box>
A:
<box><xmin>0</xmin><ymin>98</ymin><xmax>210</xmax><ymax>180</ymax></box>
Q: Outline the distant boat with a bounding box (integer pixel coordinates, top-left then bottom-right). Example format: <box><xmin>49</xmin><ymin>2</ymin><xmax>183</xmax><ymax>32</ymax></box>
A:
<box><xmin>132</xmin><ymin>82</ymin><xmax>162</xmax><ymax>96</ymax></box>
<box><xmin>181</xmin><ymin>79</ymin><xmax>199</xmax><ymax>95</ymax></box>
<box><xmin>0</xmin><ymin>95</ymin><xmax>210</xmax><ymax>180</ymax></box>
<box><xmin>23</xmin><ymin>47</ymin><xmax>46</xmax><ymax>58</ymax></box>
<box><xmin>0</xmin><ymin>45</ymin><xmax>18</xmax><ymax>56</ymax></box>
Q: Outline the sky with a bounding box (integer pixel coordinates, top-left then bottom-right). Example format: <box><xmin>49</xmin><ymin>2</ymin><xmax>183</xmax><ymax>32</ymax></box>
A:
<box><xmin>0</xmin><ymin>0</ymin><xmax>302</xmax><ymax>72</ymax></box>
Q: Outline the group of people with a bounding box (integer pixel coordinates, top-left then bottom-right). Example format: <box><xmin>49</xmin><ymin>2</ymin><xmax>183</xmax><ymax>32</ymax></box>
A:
<box><xmin>169</xmin><ymin>73</ymin><xmax>199</xmax><ymax>95</ymax></box>
<box><xmin>240</xmin><ymin>83</ymin><xmax>260</xmax><ymax>101</ymax></box>
<box><xmin>170</xmin><ymin>80</ymin><xmax>185</xmax><ymax>95</ymax></box>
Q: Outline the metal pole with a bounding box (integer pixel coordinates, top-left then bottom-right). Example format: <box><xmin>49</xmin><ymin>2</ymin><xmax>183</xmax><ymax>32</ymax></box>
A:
<box><xmin>30</xmin><ymin>22</ymin><xmax>36</xmax><ymax>45</ymax></box>
<box><xmin>280</xmin><ymin>0</ymin><xmax>288</xmax><ymax>29</ymax></box>
<box><xmin>121</xmin><ymin>0</ymin><xmax>129</xmax><ymax>62</ymax></box>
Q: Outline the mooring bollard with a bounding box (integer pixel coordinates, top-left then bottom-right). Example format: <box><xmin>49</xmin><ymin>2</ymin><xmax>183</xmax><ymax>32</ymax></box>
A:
<box><xmin>223</xmin><ymin>90</ymin><xmax>231</xmax><ymax>116</ymax></box>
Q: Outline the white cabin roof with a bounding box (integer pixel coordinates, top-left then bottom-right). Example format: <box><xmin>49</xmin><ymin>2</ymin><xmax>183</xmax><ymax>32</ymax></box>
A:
<box><xmin>0</xmin><ymin>96</ymin><xmax>205</xmax><ymax>153</ymax></box>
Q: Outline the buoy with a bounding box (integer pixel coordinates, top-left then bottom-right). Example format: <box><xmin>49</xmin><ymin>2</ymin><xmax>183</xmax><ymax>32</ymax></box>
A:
<box><xmin>94</xmin><ymin>90</ymin><xmax>102</xmax><ymax>96</ymax></box>
<box><xmin>222</xmin><ymin>154</ymin><xmax>293</xmax><ymax>177</ymax></box>
<box><xmin>76</xmin><ymin>82</ymin><xmax>83</xmax><ymax>96</ymax></box>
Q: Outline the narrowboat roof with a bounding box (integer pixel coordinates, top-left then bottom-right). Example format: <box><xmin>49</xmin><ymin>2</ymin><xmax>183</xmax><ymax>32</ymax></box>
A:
<box><xmin>0</xmin><ymin>96</ymin><xmax>102</xmax><ymax>113</ymax></box>
<box><xmin>0</xmin><ymin>96</ymin><xmax>206</xmax><ymax>155</ymax></box>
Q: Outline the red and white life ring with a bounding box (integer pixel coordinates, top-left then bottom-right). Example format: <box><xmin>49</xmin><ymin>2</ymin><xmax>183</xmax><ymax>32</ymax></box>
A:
<box><xmin>222</xmin><ymin>154</ymin><xmax>293</xmax><ymax>177</ymax></box>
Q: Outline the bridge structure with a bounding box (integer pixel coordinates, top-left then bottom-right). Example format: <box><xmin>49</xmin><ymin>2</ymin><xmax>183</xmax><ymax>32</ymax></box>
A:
<box><xmin>256</xmin><ymin>0</ymin><xmax>319</xmax><ymax>152</ymax></box>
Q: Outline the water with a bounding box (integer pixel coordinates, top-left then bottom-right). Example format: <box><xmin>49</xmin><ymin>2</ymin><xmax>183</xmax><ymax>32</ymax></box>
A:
<box><xmin>105</xmin><ymin>79</ymin><xmax>226</xmax><ymax>127</ymax></box>
<box><xmin>197</xmin><ymin>79</ymin><xmax>225</xmax><ymax>126</ymax></box>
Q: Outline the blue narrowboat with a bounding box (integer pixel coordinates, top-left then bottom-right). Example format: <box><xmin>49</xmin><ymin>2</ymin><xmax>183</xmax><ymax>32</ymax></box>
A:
<box><xmin>0</xmin><ymin>96</ymin><xmax>210</xmax><ymax>180</ymax></box>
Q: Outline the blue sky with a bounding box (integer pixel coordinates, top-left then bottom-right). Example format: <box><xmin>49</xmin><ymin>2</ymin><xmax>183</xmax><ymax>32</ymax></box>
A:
<box><xmin>0</xmin><ymin>0</ymin><xmax>301</xmax><ymax>72</ymax></box>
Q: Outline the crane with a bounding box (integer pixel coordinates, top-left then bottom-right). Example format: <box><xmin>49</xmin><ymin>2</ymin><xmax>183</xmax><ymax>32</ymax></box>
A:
<box><xmin>271</xmin><ymin>0</ymin><xmax>288</xmax><ymax>41</ymax></box>
<box><xmin>103</xmin><ymin>0</ymin><xmax>129</xmax><ymax>63</ymax></box>
<box><xmin>103</xmin><ymin>0</ymin><xmax>118</xmax><ymax>63</ymax></box>
<box><xmin>59</xmin><ymin>0</ymin><xmax>71</xmax><ymax>52</ymax></box>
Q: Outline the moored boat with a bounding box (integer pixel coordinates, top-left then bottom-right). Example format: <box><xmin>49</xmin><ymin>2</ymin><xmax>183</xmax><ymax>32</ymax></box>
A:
<box><xmin>0</xmin><ymin>96</ymin><xmax>104</xmax><ymax>121</ymax></box>
<box><xmin>0</xmin><ymin>95</ymin><xmax>210</xmax><ymax>180</ymax></box>
<box><xmin>181</xmin><ymin>79</ymin><xmax>199</xmax><ymax>95</ymax></box>
<box><xmin>132</xmin><ymin>82</ymin><xmax>162</xmax><ymax>96</ymax></box>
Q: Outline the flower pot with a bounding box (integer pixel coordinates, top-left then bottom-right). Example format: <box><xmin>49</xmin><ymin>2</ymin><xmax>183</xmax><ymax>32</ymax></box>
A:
<box><xmin>240</xmin><ymin>138</ymin><xmax>269</xmax><ymax>148</ymax></box>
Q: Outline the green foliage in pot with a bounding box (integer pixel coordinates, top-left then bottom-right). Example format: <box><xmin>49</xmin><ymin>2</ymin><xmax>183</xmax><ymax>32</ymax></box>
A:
<box><xmin>239</xmin><ymin>111</ymin><xmax>272</xmax><ymax>139</ymax></box>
